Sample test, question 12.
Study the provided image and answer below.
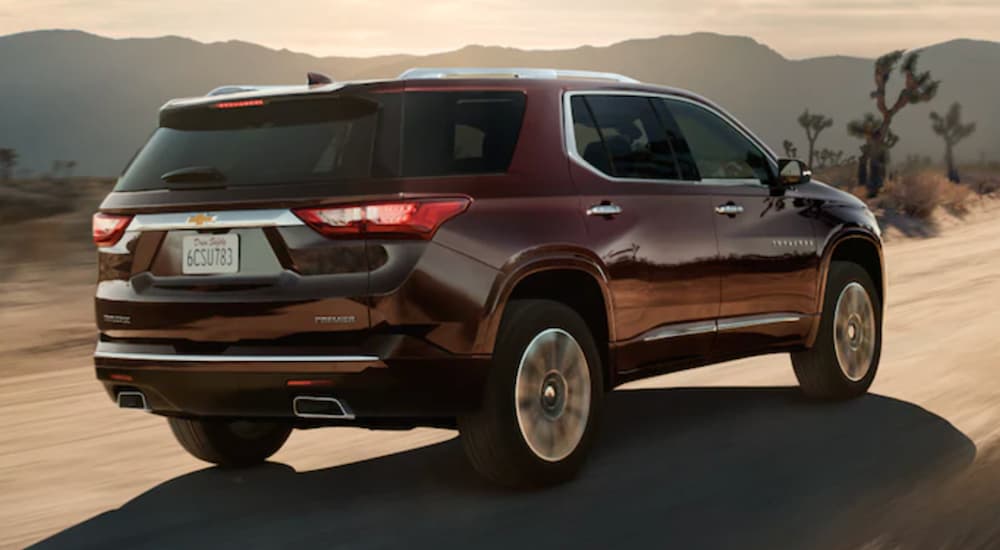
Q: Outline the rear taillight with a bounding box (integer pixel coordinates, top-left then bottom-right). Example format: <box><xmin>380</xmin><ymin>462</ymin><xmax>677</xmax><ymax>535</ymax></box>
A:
<box><xmin>293</xmin><ymin>198</ymin><xmax>470</xmax><ymax>240</ymax></box>
<box><xmin>92</xmin><ymin>213</ymin><xmax>133</xmax><ymax>247</ymax></box>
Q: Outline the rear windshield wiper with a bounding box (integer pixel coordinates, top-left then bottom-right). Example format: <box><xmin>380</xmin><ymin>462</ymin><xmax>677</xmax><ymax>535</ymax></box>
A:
<box><xmin>160</xmin><ymin>166</ymin><xmax>227</xmax><ymax>184</ymax></box>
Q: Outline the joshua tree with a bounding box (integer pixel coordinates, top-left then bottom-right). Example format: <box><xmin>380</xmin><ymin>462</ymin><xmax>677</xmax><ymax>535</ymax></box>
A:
<box><xmin>0</xmin><ymin>148</ymin><xmax>17</xmax><ymax>181</ymax></box>
<box><xmin>782</xmin><ymin>139</ymin><xmax>798</xmax><ymax>158</ymax></box>
<box><xmin>797</xmin><ymin>110</ymin><xmax>833</xmax><ymax>167</ymax></box>
<box><xmin>850</xmin><ymin>50</ymin><xmax>940</xmax><ymax>196</ymax></box>
<box><xmin>848</xmin><ymin>113</ymin><xmax>899</xmax><ymax>193</ymax></box>
<box><xmin>930</xmin><ymin>102</ymin><xmax>976</xmax><ymax>183</ymax></box>
<box><xmin>815</xmin><ymin>148</ymin><xmax>846</xmax><ymax>169</ymax></box>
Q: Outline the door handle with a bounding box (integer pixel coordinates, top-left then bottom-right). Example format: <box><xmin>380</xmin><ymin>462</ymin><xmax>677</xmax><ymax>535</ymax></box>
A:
<box><xmin>714</xmin><ymin>203</ymin><xmax>744</xmax><ymax>216</ymax></box>
<box><xmin>587</xmin><ymin>203</ymin><xmax>623</xmax><ymax>217</ymax></box>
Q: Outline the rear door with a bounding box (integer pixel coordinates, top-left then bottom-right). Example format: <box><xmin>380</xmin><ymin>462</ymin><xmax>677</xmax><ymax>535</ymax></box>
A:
<box><xmin>657</xmin><ymin>97</ymin><xmax>820</xmax><ymax>355</ymax></box>
<box><xmin>566</xmin><ymin>93</ymin><xmax>720</xmax><ymax>374</ymax></box>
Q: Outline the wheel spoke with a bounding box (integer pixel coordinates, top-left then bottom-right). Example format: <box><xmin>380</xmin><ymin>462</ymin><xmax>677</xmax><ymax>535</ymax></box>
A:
<box><xmin>833</xmin><ymin>282</ymin><xmax>877</xmax><ymax>382</ymax></box>
<box><xmin>553</xmin><ymin>334</ymin><xmax>572</xmax><ymax>374</ymax></box>
<box><xmin>514</xmin><ymin>328</ymin><xmax>592</xmax><ymax>462</ymax></box>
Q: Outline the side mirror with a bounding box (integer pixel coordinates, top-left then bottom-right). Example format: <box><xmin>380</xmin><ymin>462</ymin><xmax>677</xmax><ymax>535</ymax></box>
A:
<box><xmin>775</xmin><ymin>158</ymin><xmax>811</xmax><ymax>187</ymax></box>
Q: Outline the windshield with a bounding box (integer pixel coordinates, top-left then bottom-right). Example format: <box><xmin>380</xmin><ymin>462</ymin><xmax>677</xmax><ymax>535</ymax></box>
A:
<box><xmin>115</xmin><ymin>96</ymin><xmax>379</xmax><ymax>191</ymax></box>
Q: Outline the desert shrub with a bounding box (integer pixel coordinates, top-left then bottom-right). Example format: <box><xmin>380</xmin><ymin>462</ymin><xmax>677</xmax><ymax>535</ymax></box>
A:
<box><xmin>877</xmin><ymin>171</ymin><xmax>972</xmax><ymax>219</ymax></box>
<box><xmin>960</xmin><ymin>167</ymin><xmax>1000</xmax><ymax>195</ymax></box>
<box><xmin>939</xmin><ymin>182</ymin><xmax>973</xmax><ymax>215</ymax></box>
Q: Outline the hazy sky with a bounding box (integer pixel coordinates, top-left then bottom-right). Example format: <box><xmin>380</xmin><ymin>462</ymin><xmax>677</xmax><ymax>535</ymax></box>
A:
<box><xmin>1</xmin><ymin>0</ymin><xmax>997</xmax><ymax>59</ymax></box>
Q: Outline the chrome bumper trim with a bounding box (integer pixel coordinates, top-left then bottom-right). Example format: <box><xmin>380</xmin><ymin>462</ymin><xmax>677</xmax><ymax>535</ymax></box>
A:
<box><xmin>94</xmin><ymin>351</ymin><xmax>380</xmax><ymax>363</ymax></box>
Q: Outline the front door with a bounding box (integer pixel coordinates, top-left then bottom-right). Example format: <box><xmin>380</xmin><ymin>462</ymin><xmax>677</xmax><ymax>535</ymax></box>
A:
<box><xmin>659</xmin><ymin>98</ymin><xmax>820</xmax><ymax>356</ymax></box>
<box><xmin>566</xmin><ymin>93</ymin><xmax>721</xmax><ymax>375</ymax></box>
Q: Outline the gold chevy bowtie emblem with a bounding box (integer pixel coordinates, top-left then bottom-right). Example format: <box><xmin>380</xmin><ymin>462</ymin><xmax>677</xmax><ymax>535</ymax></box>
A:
<box><xmin>187</xmin><ymin>213</ymin><xmax>216</xmax><ymax>226</ymax></box>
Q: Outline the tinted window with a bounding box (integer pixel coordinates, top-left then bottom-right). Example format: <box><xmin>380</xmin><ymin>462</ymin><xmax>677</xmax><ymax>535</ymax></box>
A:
<box><xmin>570</xmin><ymin>96</ymin><xmax>612</xmax><ymax>174</ymax></box>
<box><xmin>662</xmin><ymin>99</ymin><xmax>772</xmax><ymax>181</ymax></box>
<box><xmin>116</xmin><ymin>96</ymin><xmax>378</xmax><ymax>191</ymax></box>
<box><xmin>572</xmin><ymin>95</ymin><xmax>680</xmax><ymax>180</ymax></box>
<box><xmin>650</xmin><ymin>100</ymin><xmax>700</xmax><ymax>180</ymax></box>
<box><xmin>401</xmin><ymin>91</ymin><xmax>526</xmax><ymax>177</ymax></box>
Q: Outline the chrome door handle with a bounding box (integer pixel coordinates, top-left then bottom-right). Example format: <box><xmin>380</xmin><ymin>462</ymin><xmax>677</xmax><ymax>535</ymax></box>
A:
<box><xmin>714</xmin><ymin>203</ymin><xmax>744</xmax><ymax>216</ymax></box>
<box><xmin>587</xmin><ymin>203</ymin><xmax>623</xmax><ymax>217</ymax></box>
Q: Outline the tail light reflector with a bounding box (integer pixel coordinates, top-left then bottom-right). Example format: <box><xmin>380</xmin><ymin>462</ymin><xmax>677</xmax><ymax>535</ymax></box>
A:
<box><xmin>92</xmin><ymin>213</ymin><xmax>133</xmax><ymax>247</ymax></box>
<box><xmin>293</xmin><ymin>198</ymin><xmax>470</xmax><ymax>239</ymax></box>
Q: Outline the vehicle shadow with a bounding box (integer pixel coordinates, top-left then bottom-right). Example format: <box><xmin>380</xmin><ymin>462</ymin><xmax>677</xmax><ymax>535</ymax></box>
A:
<box><xmin>33</xmin><ymin>387</ymin><xmax>975</xmax><ymax>550</ymax></box>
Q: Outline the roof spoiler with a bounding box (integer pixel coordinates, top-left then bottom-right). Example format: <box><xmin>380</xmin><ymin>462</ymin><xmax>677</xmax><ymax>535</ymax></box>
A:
<box><xmin>206</xmin><ymin>72</ymin><xmax>335</xmax><ymax>96</ymax></box>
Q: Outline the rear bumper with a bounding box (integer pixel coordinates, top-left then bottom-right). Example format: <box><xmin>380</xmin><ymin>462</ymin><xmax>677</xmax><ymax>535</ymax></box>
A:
<box><xmin>94</xmin><ymin>341</ymin><xmax>491</xmax><ymax>423</ymax></box>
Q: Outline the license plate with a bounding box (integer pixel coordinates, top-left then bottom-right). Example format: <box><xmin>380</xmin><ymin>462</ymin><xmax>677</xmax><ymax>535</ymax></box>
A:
<box><xmin>182</xmin><ymin>234</ymin><xmax>239</xmax><ymax>275</ymax></box>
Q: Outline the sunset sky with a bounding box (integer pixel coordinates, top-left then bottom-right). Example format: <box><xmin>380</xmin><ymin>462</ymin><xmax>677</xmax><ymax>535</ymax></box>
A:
<box><xmin>1</xmin><ymin>0</ymin><xmax>997</xmax><ymax>59</ymax></box>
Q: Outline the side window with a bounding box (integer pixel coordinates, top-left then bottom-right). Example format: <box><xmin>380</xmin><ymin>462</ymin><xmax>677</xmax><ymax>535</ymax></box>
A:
<box><xmin>454</xmin><ymin>124</ymin><xmax>485</xmax><ymax>160</ymax></box>
<box><xmin>570</xmin><ymin>95</ymin><xmax>680</xmax><ymax>180</ymax></box>
<box><xmin>650</xmin><ymin>100</ymin><xmax>699</xmax><ymax>181</ymax></box>
<box><xmin>401</xmin><ymin>91</ymin><xmax>526</xmax><ymax>177</ymax></box>
<box><xmin>570</xmin><ymin>96</ymin><xmax>611</xmax><ymax>174</ymax></box>
<box><xmin>661</xmin><ymin>99</ymin><xmax>772</xmax><ymax>182</ymax></box>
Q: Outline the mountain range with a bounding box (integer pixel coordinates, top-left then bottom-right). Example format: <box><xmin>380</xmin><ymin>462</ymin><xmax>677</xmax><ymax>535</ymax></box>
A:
<box><xmin>1</xmin><ymin>30</ymin><xmax>998</xmax><ymax>176</ymax></box>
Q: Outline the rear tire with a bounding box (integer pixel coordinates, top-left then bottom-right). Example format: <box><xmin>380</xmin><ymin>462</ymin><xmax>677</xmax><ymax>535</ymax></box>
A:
<box><xmin>792</xmin><ymin>261</ymin><xmax>882</xmax><ymax>399</ymax></box>
<box><xmin>458</xmin><ymin>299</ymin><xmax>604</xmax><ymax>488</ymax></box>
<box><xmin>167</xmin><ymin>417</ymin><xmax>292</xmax><ymax>468</ymax></box>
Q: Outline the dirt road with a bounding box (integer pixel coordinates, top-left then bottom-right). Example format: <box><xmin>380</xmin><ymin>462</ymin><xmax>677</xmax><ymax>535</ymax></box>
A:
<box><xmin>2</xmin><ymin>203</ymin><xmax>999</xmax><ymax>549</ymax></box>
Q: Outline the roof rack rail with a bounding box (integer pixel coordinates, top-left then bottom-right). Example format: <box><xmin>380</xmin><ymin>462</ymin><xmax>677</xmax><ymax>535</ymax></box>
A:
<box><xmin>398</xmin><ymin>67</ymin><xmax>639</xmax><ymax>83</ymax></box>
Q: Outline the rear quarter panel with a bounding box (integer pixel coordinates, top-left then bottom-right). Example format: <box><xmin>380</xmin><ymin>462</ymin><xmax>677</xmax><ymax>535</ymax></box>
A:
<box><xmin>371</xmin><ymin>84</ymin><xmax>596</xmax><ymax>355</ymax></box>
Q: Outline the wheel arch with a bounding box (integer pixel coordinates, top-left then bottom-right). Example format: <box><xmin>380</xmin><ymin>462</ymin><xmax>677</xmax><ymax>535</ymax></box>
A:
<box><xmin>807</xmin><ymin>230</ymin><xmax>885</xmax><ymax>347</ymax></box>
<box><xmin>476</xmin><ymin>252</ymin><xmax>617</xmax><ymax>389</ymax></box>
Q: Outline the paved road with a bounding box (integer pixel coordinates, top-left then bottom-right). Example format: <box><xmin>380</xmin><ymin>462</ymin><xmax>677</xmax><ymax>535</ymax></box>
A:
<box><xmin>2</xmin><ymin>204</ymin><xmax>999</xmax><ymax>549</ymax></box>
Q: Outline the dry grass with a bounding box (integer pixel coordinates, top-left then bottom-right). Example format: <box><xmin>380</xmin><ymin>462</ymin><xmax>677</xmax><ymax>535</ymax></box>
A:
<box><xmin>0</xmin><ymin>179</ymin><xmax>111</xmax><ymax>280</ymax></box>
<box><xmin>877</xmin><ymin>171</ymin><xmax>974</xmax><ymax>220</ymax></box>
<box><xmin>960</xmin><ymin>167</ymin><xmax>1000</xmax><ymax>196</ymax></box>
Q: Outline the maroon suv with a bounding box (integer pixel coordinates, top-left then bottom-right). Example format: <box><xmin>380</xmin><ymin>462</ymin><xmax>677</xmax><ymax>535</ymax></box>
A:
<box><xmin>93</xmin><ymin>68</ymin><xmax>885</xmax><ymax>487</ymax></box>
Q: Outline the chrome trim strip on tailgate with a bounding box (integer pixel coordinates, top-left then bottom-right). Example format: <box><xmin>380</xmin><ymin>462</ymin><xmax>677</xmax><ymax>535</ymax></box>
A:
<box><xmin>94</xmin><ymin>351</ymin><xmax>379</xmax><ymax>363</ymax></box>
<box><xmin>127</xmin><ymin>209</ymin><xmax>304</xmax><ymax>231</ymax></box>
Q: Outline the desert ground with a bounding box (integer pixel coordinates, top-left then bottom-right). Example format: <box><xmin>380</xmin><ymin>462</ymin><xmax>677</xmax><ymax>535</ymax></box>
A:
<box><xmin>1</xmin><ymin>185</ymin><xmax>999</xmax><ymax>549</ymax></box>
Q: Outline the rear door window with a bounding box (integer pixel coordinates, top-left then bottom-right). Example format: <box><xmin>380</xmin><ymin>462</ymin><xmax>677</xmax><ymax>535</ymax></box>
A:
<box><xmin>401</xmin><ymin>91</ymin><xmax>526</xmax><ymax>177</ymax></box>
<box><xmin>569</xmin><ymin>95</ymin><xmax>681</xmax><ymax>180</ymax></box>
<box><xmin>115</xmin><ymin>96</ymin><xmax>379</xmax><ymax>191</ymax></box>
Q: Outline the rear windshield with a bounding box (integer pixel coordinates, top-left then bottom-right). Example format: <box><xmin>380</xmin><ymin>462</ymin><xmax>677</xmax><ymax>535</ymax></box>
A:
<box><xmin>116</xmin><ymin>96</ymin><xmax>378</xmax><ymax>191</ymax></box>
<box><xmin>114</xmin><ymin>90</ymin><xmax>526</xmax><ymax>192</ymax></box>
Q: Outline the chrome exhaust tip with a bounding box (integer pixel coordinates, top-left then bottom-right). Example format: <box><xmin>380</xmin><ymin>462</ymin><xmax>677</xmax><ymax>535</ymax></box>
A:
<box><xmin>293</xmin><ymin>396</ymin><xmax>355</xmax><ymax>420</ymax></box>
<box><xmin>117</xmin><ymin>391</ymin><xmax>149</xmax><ymax>411</ymax></box>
